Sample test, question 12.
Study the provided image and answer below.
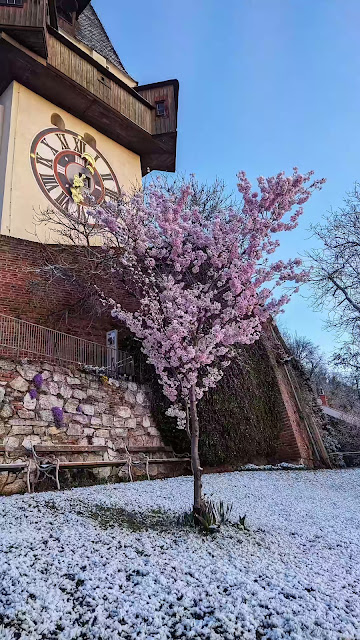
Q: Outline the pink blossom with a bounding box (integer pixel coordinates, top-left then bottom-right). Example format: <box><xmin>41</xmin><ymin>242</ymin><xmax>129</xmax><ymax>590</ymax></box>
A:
<box><xmin>89</xmin><ymin>169</ymin><xmax>324</xmax><ymax>408</ymax></box>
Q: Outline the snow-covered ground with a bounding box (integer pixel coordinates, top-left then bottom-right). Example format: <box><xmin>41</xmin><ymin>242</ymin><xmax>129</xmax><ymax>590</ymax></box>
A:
<box><xmin>1</xmin><ymin>470</ymin><xmax>360</xmax><ymax>640</ymax></box>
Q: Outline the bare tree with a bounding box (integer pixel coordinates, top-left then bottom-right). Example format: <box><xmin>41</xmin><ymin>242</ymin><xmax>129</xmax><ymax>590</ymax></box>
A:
<box><xmin>283</xmin><ymin>330</ymin><xmax>360</xmax><ymax>412</ymax></box>
<box><xmin>308</xmin><ymin>183</ymin><xmax>360</xmax><ymax>336</ymax></box>
<box><xmin>282</xmin><ymin>331</ymin><xmax>326</xmax><ymax>383</ymax></box>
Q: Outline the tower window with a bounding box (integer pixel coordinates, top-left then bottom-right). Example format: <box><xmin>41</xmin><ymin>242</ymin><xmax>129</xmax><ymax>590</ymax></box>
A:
<box><xmin>84</xmin><ymin>133</ymin><xmax>97</xmax><ymax>149</ymax></box>
<box><xmin>0</xmin><ymin>0</ymin><xmax>23</xmax><ymax>5</ymax></box>
<box><xmin>51</xmin><ymin>113</ymin><xmax>66</xmax><ymax>130</ymax></box>
<box><xmin>155</xmin><ymin>100</ymin><xmax>167</xmax><ymax>118</ymax></box>
<box><xmin>56</xmin><ymin>0</ymin><xmax>78</xmax><ymax>24</ymax></box>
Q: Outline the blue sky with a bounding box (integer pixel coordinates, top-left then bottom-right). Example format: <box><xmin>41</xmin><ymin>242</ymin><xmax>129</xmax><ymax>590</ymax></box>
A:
<box><xmin>93</xmin><ymin>0</ymin><xmax>360</xmax><ymax>357</ymax></box>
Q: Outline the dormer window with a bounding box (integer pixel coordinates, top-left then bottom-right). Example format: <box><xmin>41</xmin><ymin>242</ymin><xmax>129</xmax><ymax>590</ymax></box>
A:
<box><xmin>155</xmin><ymin>100</ymin><xmax>167</xmax><ymax>118</ymax></box>
<box><xmin>56</xmin><ymin>0</ymin><xmax>78</xmax><ymax>24</ymax></box>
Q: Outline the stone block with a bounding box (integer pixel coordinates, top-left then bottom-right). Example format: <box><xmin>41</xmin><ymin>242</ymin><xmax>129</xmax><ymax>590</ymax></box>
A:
<box><xmin>136</xmin><ymin>391</ymin><xmax>145</xmax><ymax>405</ymax></box>
<box><xmin>64</xmin><ymin>399</ymin><xmax>79</xmax><ymax>413</ymax></box>
<box><xmin>114</xmin><ymin>418</ymin><xmax>125</xmax><ymax>429</ymax></box>
<box><xmin>115</xmin><ymin>406</ymin><xmax>131</xmax><ymax>419</ymax></box>
<box><xmin>66</xmin><ymin>376</ymin><xmax>81</xmax><ymax>385</ymax></box>
<box><xmin>142</xmin><ymin>416</ymin><xmax>151</xmax><ymax>429</ymax></box>
<box><xmin>87</xmin><ymin>389</ymin><xmax>105</xmax><ymax>400</ymax></box>
<box><xmin>67</xmin><ymin>423</ymin><xmax>83</xmax><ymax>436</ymax></box>
<box><xmin>39</xmin><ymin>410</ymin><xmax>53</xmax><ymax>421</ymax></box>
<box><xmin>10</xmin><ymin>376</ymin><xmax>29</xmax><ymax>392</ymax></box>
<box><xmin>23</xmin><ymin>393</ymin><xmax>36</xmax><ymax>410</ymax></box>
<box><xmin>0</xmin><ymin>404</ymin><xmax>13</xmax><ymax>419</ymax></box>
<box><xmin>59</xmin><ymin>384</ymin><xmax>73</xmax><ymax>399</ymax></box>
<box><xmin>72</xmin><ymin>389</ymin><xmax>87</xmax><ymax>400</ymax></box>
<box><xmin>18</xmin><ymin>410</ymin><xmax>35</xmax><ymax>420</ymax></box>
<box><xmin>148</xmin><ymin>427</ymin><xmax>160</xmax><ymax>436</ymax></box>
<box><xmin>42</xmin><ymin>363</ymin><xmax>54</xmax><ymax>371</ymax></box>
<box><xmin>0</xmin><ymin>472</ymin><xmax>9</xmax><ymax>493</ymax></box>
<box><xmin>95</xmin><ymin>467</ymin><xmax>111</xmax><ymax>480</ymax></box>
<box><xmin>16</xmin><ymin>365</ymin><xmax>39</xmax><ymax>381</ymax></box>
<box><xmin>9</xmin><ymin>419</ymin><xmax>27</xmax><ymax>426</ymax></box>
<box><xmin>84</xmin><ymin>428</ymin><xmax>94</xmax><ymax>436</ymax></box>
<box><xmin>102</xmin><ymin>415</ymin><xmax>113</xmax><ymax>427</ymax></box>
<box><xmin>48</xmin><ymin>426</ymin><xmax>61</xmax><ymax>436</ymax></box>
<box><xmin>0</xmin><ymin>360</ymin><xmax>15</xmax><ymax>370</ymax></box>
<box><xmin>22</xmin><ymin>436</ymin><xmax>41</xmax><ymax>447</ymax></box>
<box><xmin>124</xmin><ymin>391</ymin><xmax>136</xmax><ymax>405</ymax></box>
<box><xmin>133</xmin><ymin>405</ymin><xmax>147</xmax><ymax>417</ymax></box>
<box><xmin>2</xmin><ymin>479</ymin><xmax>26</xmax><ymax>496</ymax></box>
<box><xmin>151</xmin><ymin>437</ymin><xmax>163</xmax><ymax>448</ymax></box>
<box><xmin>143</xmin><ymin>435</ymin><xmax>158</xmax><ymax>448</ymax></box>
<box><xmin>33</xmin><ymin>427</ymin><xmax>47</xmax><ymax>436</ymax></box>
<box><xmin>53</xmin><ymin>373</ymin><xmax>65</xmax><ymax>383</ymax></box>
<box><xmin>94</xmin><ymin>402</ymin><xmax>106</xmax><ymax>413</ymax></box>
<box><xmin>92</xmin><ymin>437</ymin><xmax>106</xmax><ymax>446</ymax></box>
<box><xmin>133</xmin><ymin>424</ymin><xmax>146</xmax><ymax>435</ymax></box>
<box><xmin>72</xmin><ymin>413</ymin><xmax>89</xmax><ymax>424</ymax></box>
<box><xmin>43</xmin><ymin>381</ymin><xmax>59</xmax><ymax>395</ymax></box>
<box><xmin>4</xmin><ymin>436</ymin><xmax>20</xmax><ymax>449</ymax></box>
<box><xmin>96</xmin><ymin>429</ymin><xmax>109</xmax><ymax>438</ymax></box>
<box><xmin>0</xmin><ymin>387</ymin><xmax>5</xmax><ymax>404</ymax></box>
<box><xmin>0</xmin><ymin>420</ymin><xmax>8</xmax><ymax>436</ymax></box>
<box><xmin>91</xmin><ymin>417</ymin><xmax>102</xmax><ymax>426</ymax></box>
<box><xmin>31</xmin><ymin>420</ymin><xmax>48</xmax><ymax>427</ymax></box>
<box><xmin>39</xmin><ymin>395</ymin><xmax>64</xmax><ymax>410</ymax></box>
<box><xmin>128</xmin><ymin>382</ymin><xmax>138</xmax><ymax>392</ymax></box>
<box><xmin>111</xmin><ymin>428</ymin><xmax>126</xmax><ymax>437</ymax></box>
<box><xmin>41</xmin><ymin>370</ymin><xmax>51</xmax><ymax>380</ymax></box>
<box><xmin>81</xmin><ymin>404</ymin><xmax>94</xmax><ymax>416</ymax></box>
<box><xmin>125</xmin><ymin>418</ymin><xmax>137</xmax><ymax>430</ymax></box>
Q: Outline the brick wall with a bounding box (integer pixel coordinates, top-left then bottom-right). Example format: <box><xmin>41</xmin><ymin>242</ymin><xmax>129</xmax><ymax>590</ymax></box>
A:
<box><xmin>0</xmin><ymin>234</ymin><xmax>328</xmax><ymax>474</ymax></box>
<box><xmin>0</xmin><ymin>234</ymin><xmax>133</xmax><ymax>344</ymax></box>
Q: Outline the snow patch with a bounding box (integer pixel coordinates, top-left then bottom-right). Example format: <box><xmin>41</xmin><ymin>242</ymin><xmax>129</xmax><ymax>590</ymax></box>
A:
<box><xmin>0</xmin><ymin>470</ymin><xmax>360</xmax><ymax>639</ymax></box>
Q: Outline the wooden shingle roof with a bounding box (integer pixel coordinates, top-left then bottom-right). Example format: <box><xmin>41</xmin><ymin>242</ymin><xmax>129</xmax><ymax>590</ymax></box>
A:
<box><xmin>75</xmin><ymin>4</ymin><xmax>127</xmax><ymax>73</ymax></box>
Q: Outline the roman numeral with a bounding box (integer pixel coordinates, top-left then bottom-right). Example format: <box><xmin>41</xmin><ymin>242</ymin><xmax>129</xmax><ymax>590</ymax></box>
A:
<box><xmin>55</xmin><ymin>191</ymin><xmax>70</xmax><ymax>209</ymax></box>
<box><xmin>56</xmin><ymin>133</ymin><xmax>69</xmax><ymax>150</ymax></box>
<box><xmin>73</xmin><ymin>137</ymin><xmax>86</xmax><ymax>154</ymax></box>
<box><xmin>101</xmin><ymin>173</ymin><xmax>113</xmax><ymax>182</ymax></box>
<box><xmin>41</xmin><ymin>138</ymin><xmax>58</xmax><ymax>156</ymax></box>
<box><xmin>40</xmin><ymin>174</ymin><xmax>58</xmax><ymax>193</ymax></box>
<box><xmin>105</xmin><ymin>188</ymin><xmax>118</xmax><ymax>200</ymax></box>
<box><xmin>94</xmin><ymin>154</ymin><xmax>100</xmax><ymax>163</ymax></box>
<box><xmin>36</xmin><ymin>154</ymin><xmax>53</xmax><ymax>170</ymax></box>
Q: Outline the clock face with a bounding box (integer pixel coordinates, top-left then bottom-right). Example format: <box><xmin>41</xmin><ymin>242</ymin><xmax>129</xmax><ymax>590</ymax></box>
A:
<box><xmin>30</xmin><ymin>128</ymin><xmax>120</xmax><ymax>213</ymax></box>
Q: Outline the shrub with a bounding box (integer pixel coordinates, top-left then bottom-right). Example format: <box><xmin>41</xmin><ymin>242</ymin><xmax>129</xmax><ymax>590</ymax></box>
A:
<box><xmin>52</xmin><ymin>406</ymin><xmax>64</xmax><ymax>428</ymax></box>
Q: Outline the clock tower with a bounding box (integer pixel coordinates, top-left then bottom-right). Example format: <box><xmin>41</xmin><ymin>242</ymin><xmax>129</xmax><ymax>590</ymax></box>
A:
<box><xmin>0</xmin><ymin>0</ymin><xmax>179</xmax><ymax>242</ymax></box>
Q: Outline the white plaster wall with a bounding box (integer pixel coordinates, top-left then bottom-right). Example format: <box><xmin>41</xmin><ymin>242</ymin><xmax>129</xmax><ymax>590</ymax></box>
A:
<box><xmin>0</xmin><ymin>83</ymin><xmax>16</xmax><ymax>231</ymax></box>
<box><xmin>0</xmin><ymin>81</ymin><xmax>142</xmax><ymax>242</ymax></box>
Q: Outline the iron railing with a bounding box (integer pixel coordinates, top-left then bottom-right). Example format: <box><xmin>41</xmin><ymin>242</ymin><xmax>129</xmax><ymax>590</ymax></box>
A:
<box><xmin>0</xmin><ymin>314</ymin><xmax>135</xmax><ymax>379</ymax></box>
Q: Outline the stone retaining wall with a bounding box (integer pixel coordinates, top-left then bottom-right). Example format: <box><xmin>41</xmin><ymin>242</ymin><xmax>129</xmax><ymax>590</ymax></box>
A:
<box><xmin>0</xmin><ymin>358</ymin><xmax>180</xmax><ymax>495</ymax></box>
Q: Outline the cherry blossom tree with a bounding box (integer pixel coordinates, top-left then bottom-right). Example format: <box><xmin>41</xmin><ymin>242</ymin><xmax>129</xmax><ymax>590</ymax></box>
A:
<box><xmin>39</xmin><ymin>169</ymin><xmax>325</xmax><ymax>513</ymax></box>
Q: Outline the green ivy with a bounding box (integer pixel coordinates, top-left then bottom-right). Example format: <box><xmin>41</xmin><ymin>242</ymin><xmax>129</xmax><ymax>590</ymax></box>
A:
<box><xmin>121</xmin><ymin>336</ymin><xmax>284</xmax><ymax>466</ymax></box>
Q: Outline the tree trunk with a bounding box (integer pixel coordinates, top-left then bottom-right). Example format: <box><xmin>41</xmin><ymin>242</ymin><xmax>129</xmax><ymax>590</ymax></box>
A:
<box><xmin>189</xmin><ymin>384</ymin><xmax>203</xmax><ymax>514</ymax></box>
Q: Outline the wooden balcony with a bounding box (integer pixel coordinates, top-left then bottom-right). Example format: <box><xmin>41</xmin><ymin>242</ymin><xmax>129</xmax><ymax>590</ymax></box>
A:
<box><xmin>0</xmin><ymin>27</ymin><xmax>176</xmax><ymax>174</ymax></box>
<box><xmin>0</xmin><ymin>0</ymin><xmax>178</xmax><ymax>172</ymax></box>
<box><xmin>0</xmin><ymin>0</ymin><xmax>51</xmax><ymax>56</ymax></box>
<box><xmin>47</xmin><ymin>31</ymin><xmax>154</xmax><ymax>135</ymax></box>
